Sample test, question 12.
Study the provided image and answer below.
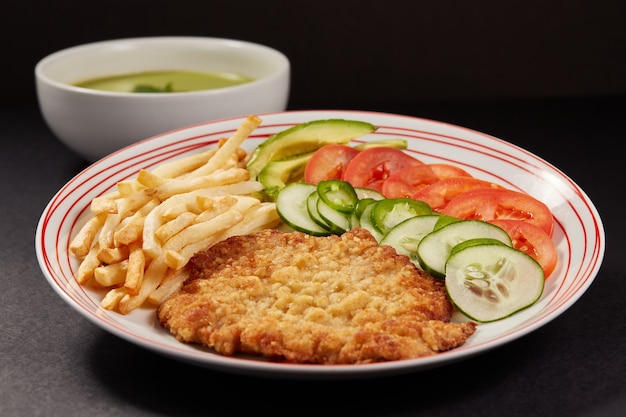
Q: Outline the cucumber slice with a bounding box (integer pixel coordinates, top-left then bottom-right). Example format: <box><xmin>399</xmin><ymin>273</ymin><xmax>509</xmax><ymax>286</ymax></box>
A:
<box><xmin>350</xmin><ymin>197</ymin><xmax>376</xmax><ymax>229</ymax></box>
<box><xmin>317</xmin><ymin>197</ymin><xmax>351</xmax><ymax>233</ymax></box>
<box><xmin>358</xmin><ymin>201</ymin><xmax>384</xmax><ymax>242</ymax></box>
<box><xmin>379</xmin><ymin>215</ymin><xmax>440</xmax><ymax>267</ymax></box>
<box><xmin>371</xmin><ymin>198</ymin><xmax>432</xmax><ymax>235</ymax></box>
<box><xmin>354</xmin><ymin>197</ymin><xmax>377</xmax><ymax>218</ymax></box>
<box><xmin>355</xmin><ymin>187</ymin><xmax>385</xmax><ymax>200</ymax></box>
<box><xmin>306</xmin><ymin>190</ymin><xmax>333</xmax><ymax>232</ymax></box>
<box><xmin>445</xmin><ymin>243</ymin><xmax>545</xmax><ymax>322</ymax></box>
<box><xmin>449</xmin><ymin>237</ymin><xmax>508</xmax><ymax>256</ymax></box>
<box><xmin>349</xmin><ymin>188</ymin><xmax>384</xmax><ymax>227</ymax></box>
<box><xmin>417</xmin><ymin>220</ymin><xmax>512</xmax><ymax>278</ymax></box>
<box><xmin>275</xmin><ymin>182</ymin><xmax>331</xmax><ymax>236</ymax></box>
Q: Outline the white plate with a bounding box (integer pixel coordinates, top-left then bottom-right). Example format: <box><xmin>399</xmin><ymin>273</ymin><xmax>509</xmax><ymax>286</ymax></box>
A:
<box><xmin>35</xmin><ymin>110</ymin><xmax>605</xmax><ymax>379</ymax></box>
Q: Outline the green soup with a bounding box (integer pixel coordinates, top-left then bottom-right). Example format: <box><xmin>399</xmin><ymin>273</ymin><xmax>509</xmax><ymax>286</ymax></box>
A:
<box><xmin>74</xmin><ymin>70</ymin><xmax>255</xmax><ymax>93</ymax></box>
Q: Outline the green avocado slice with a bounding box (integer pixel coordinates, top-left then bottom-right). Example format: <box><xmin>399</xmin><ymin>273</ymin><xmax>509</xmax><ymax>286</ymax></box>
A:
<box><xmin>353</xmin><ymin>138</ymin><xmax>408</xmax><ymax>151</ymax></box>
<box><xmin>258</xmin><ymin>152</ymin><xmax>315</xmax><ymax>201</ymax></box>
<box><xmin>246</xmin><ymin>119</ymin><xmax>377</xmax><ymax>179</ymax></box>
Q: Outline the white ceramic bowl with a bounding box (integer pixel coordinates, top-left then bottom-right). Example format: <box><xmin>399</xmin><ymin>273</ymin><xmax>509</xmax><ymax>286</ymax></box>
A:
<box><xmin>35</xmin><ymin>36</ymin><xmax>290</xmax><ymax>162</ymax></box>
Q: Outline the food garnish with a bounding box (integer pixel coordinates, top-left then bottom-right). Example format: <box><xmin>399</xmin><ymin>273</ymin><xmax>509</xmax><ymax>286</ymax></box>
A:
<box><xmin>132</xmin><ymin>82</ymin><xmax>175</xmax><ymax>93</ymax></box>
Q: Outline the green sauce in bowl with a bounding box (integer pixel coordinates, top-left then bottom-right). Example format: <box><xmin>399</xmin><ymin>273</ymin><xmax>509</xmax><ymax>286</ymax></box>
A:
<box><xmin>74</xmin><ymin>70</ymin><xmax>254</xmax><ymax>93</ymax></box>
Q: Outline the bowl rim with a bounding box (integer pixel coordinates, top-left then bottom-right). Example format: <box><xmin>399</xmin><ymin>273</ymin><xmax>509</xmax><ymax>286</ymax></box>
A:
<box><xmin>34</xmin><ymin>36</ymin><xmax>291</xmax><ymax>97</ymax></box>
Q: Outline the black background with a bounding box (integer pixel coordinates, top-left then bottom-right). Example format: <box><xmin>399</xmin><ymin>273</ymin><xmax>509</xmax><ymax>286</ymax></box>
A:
<box><xmin>4</xmin><ymin>0</ymin><xmax>625</xmax><ymax>108</ymax></box>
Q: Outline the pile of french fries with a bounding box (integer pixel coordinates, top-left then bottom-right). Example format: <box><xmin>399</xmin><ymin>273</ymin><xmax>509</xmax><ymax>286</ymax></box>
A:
<box><xmin>69</xmin><ymin>115</ymin><xmax>281</xmax><ymax>314</ymax></box>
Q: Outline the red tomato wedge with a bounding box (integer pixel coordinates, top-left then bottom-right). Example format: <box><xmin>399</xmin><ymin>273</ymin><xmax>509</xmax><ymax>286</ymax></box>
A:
<box><xmin>488</xmin><ymin>219</ymin><xmax>558</xmax><ymax>278</ymax></box>
<box><xmin>304</xmin><ymin>144</ymin><xmax>359</xmax><ymax>184</ymax></box>
<box><xmin>411</xmin><ymin>177</ymin><xmax>504</xmax><ymax>211</ymax></box>
<box><xmin>427</xmin><ymin>163</ymin><xmax>473</xmax><ymax>179</ymax></box>
<box><xmin>342</xmin><ymin>147</ymin><xmax>423</xmax><ymax>192</ymax></box>
<box><xmin>381</xmin><ymin>164</ymin><xmax>439</xmax><ymax>198</ymax></box>
<box><xmin>441</xmin><ymin>188</ymin><xmax>554</xmax><ymax>236</ymax></box>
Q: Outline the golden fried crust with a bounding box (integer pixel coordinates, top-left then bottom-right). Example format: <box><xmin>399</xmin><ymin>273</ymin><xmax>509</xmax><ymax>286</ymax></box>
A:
<box><xmin>157</xmin><ymin>227</ymin><xmax>476</xmax><ymax>364</ymax></box>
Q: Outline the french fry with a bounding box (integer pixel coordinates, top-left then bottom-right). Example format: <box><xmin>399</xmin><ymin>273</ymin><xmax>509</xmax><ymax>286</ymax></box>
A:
<box><xmin>76</xmin><ymin>243</ymin><xmax>101</xmax><ymax>285</ymax></box>
<box><xmin>97</xmin><ymin>213</ymin><xmax>122</xmax><ymax>253</ymax></box>
<box><xmin>187</xmin><ymin>115</ymin><xmax>260</xmax><ymax>177</ymax></box>
<box><xmin>216</xmin><ymin>202</ymin><xmax>280</xmax><ymax>240</ymax></box>
<box><xmin>116</xmin><ymin>180</ymin><xmax>140</xmax><ymax>196</ymax></box>
<box><xmin>147</xmin><ymin>268</ymin><xmax>190</xmax><ymax>305</ymax></box>
<box><xmin>97</xmin><ymin>246</ymin><xmax>129</xmax><ymax>265</ymax></box>
<box><xmin>194</xmin><ymin>180</ymin><xmax>264</xmax><ymax>196</ymax></box>
<box><xmin>90</xmin><ymin>196</ymin><xmax>119</xmax><ymax>214</ymax></box>
<box><xmin>173</xmin><ymin>202</ymin><xmax>279</xmax><ymax>269</ymax></box>
<box><xmin>116</xmin><ymin>191</ymin><xmax>157</xmax><ymax>218</ymax></box>
<box><xmin>164</xmin><ymin>250</ymin><xmax>186</xmax><ymax>270</ymax></box>
<box><xmin>101</xmin><ymin>287</ymin><xmax>127</xmax><ymax>310</ymax></box>
<box><xmin>162</xmin><ymin>210</ymin><xmax>244</xmax><ymax>253</ymax></box>
<box><xmin>70</xmin><ymin>212</ymin><xmax>107</xmax><ymax>257</ymax></box>
<box><xmin>155</xmin><ymin>211</ymin><xmax>197</xmax><ymax>243</ymax></box>
<box><xmin>70</xmin><ymin>115</ymin><xmax>286</xmax><ymax>314</ymax></box>
<box><xmin>194</xmin><ymin>195</ymin><xmax>240</xmax><ymax>222</ymax></box>
<box><xmin>151</xmin><ymin>148</ymin><xmax>218</xmax><ymax>179</ymax></box>
<box><xmin>217</xmin><ymin>137</ymin><xmax>249</xmax><ymax>164</ymax></box>
<box><xmin>123</xmin><ymin>241</ymin><xmax>145</xmax><ymax>295</ymax></box>
<box><xmin>114</xmin><ymin>224</ymin><xmax>143</xmax><ymax>247</ymax></box>
<box><xmin>161</xmin><ymin>202</ymin><xmax>199</xmax><ymax>219</ymax></box>
<box><xmin>94</xmin><ymin>260</ymin><xmax>128</xmax><ymax>287</ymax></box>
<box><xmin>183</xmin><ymin>153</ymin><xmax>239</xmax><ymax>179</ymax></box>
<box><xmin>113</xmin><ymin>198</ymin><xmax>160</xmax><ymax>246</ymax></box>
<box><xmin>153</xmin><ymin>168</ymin><xmax>250</xmax><ymax>201</ymax></box>
<box><xmin>118</xmin><ymin>254</ymin><xmax>168</xmax><ymax>314</ymax></box>
<box><xmin>136</xmin><ymin>168</ymin><xmax>165</xmax><ymax>188</ymax></box>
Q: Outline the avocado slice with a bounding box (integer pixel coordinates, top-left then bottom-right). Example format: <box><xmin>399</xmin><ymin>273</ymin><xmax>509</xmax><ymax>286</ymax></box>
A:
<box><xmin>246</xmin><ymin>119</ymin><xmax>377</xmax><ymax>179</ymax></box>
<box><xmin>353</xmin><ymin>138</ymin><xmax>408</xmax><ymax>151</ymax></box>
<box><xmin>258</xmin><ymin>151</ymin><xmax>315</xmax><ymax>200</ymax></box>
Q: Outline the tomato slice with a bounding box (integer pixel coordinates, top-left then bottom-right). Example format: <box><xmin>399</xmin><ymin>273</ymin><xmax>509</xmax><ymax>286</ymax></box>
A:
<box><xmin>304</xmin><ymin>144</ymin><xmax>360</xmax><ymax>184</ymax></box>
<box><xmin>427</xmin><ymin>163</ymin><xmax>473</xmax><ymax>179</ymax></box>
<box><xmin>381</xmin><ymin>164</ymin><xmax>439</xmax><ymax>198</ymax></box>
<box><xmin>488</xmin><ymin>219</ymin><xmax>558</xmax><ymax>278</ymax></box>
<box><xmin>383</xmin><ymin>163</ymin><xmax>476</xmax><ymax>200</ymax></box>
<box><xmin>342</xmin><ymin>147</ymin><xmax>423</xmax><ymax>192</ymax></box>
<box><xmin>411</xmin><ymin>177</ymin><xmax>504</xmax><ymax>211</ymax></box>
<box><xmin>441</xmin><ymin>188</ymin><xmax>554</xmax><ymax>236</ymax></box>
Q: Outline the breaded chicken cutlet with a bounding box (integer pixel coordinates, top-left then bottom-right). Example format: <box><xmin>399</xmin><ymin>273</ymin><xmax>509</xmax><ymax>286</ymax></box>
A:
<box><xmin>157</xmin><ymin>227</ymin><xmax>476</xmax><ymax>364</ymax></box>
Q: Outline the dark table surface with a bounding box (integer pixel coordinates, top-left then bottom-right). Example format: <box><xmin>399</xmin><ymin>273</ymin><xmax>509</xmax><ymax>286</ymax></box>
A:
<box><xmin>1</xmin><ymin>96</ymin><xmax>624</xmax><ymax>417</ymax></box>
